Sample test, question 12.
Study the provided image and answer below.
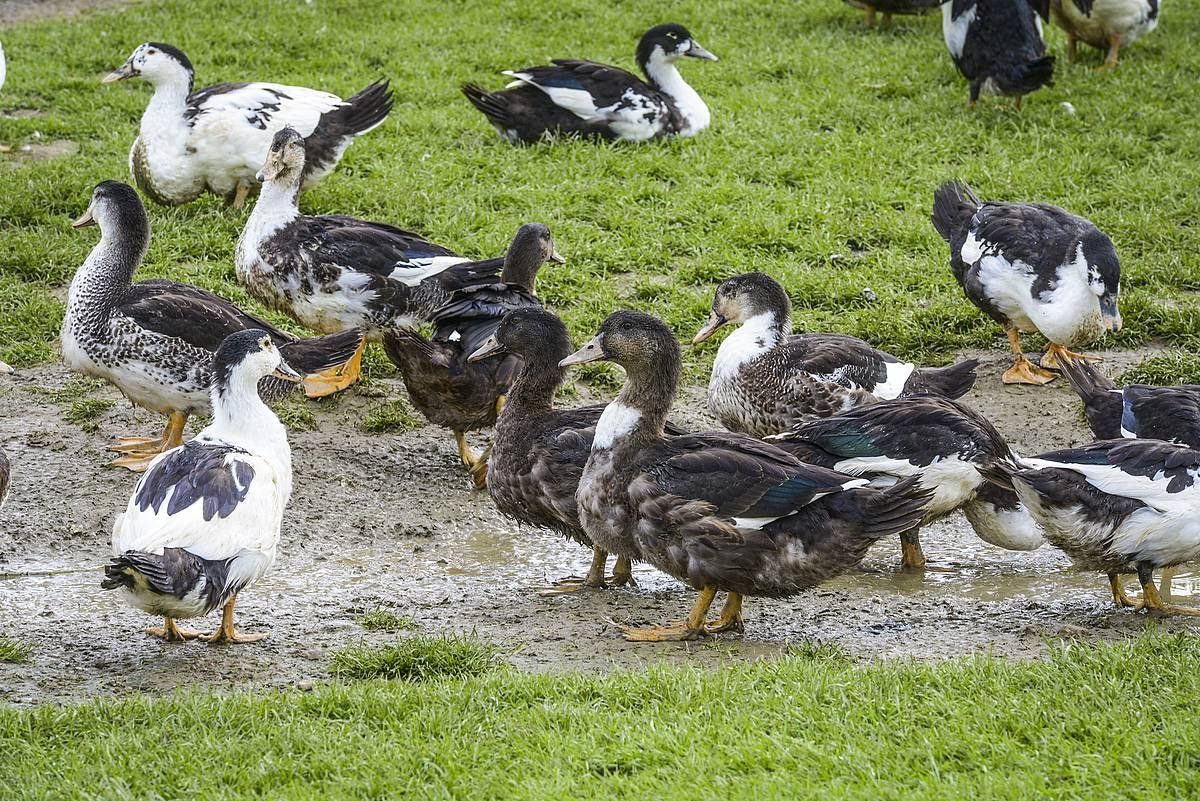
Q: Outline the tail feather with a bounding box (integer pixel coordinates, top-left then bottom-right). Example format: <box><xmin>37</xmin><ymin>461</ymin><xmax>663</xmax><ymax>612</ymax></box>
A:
<box><xmin>462</xmin><ymin>83</ymin><xmax>513</xmax><ymax>130</ymax></box>
<box><xmin>1000</xmin><ymin>55</ymin><xmax>1055</xmax><ymax>97</ymax></box>
<box><xmin>328</xmin><ymin>78</ymin><xmax>394</xmax><ymax>138</ymax></box>
<box><xmin>842</xmin><ymin>476</ymin><xmax>934</xmax><ymax>541</ymax></box>
<box><xmin>907</xmin><ymin>358</ymin><xmax>979</xmax><ymax>400</ymax></box>
<box><xmin>931</xmin><ymin>180</ymin><xmax>980</xmax><ymax>242</ymax></box>
<box><xmin>1056</xmin><ymin>358</ymin><xmax>1123</xmax><ymax>439</ymax></box>
<box><xmin>102</xmin><ymin>549</ymin><xmax>200</xmax><ymax>597</ymax></box>
<box><xmin>278</xmin><ymin>328</ymin><xmax>365</xmax><ymax>375</ymax></box>
<box><xmin>976</xmin><ymin>459</ymin><xmax>1021</xmax><ymax>492</ymax></box>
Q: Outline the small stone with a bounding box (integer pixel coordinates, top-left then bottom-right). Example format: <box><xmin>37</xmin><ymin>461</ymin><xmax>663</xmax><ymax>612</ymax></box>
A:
<box><xmin>861</xmin><ymin>288</ymin><xmax>878</xmax><ymax>302</ymax></box>
<box><xmin>1061</xmin><ymin>102</ymin><xmax>1076</xmax><ymax>116</ymax></box>
<box><xmin>296</xmin><ymin>680</ymin><xmax>314</xmax><ymax>692</ymax></box>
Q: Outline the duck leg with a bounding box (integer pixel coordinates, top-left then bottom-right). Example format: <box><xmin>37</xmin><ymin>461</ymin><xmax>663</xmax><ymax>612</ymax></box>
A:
<box><xmin>537</xmin><ymin>546</ymin><xmax>609</xmax><ymax>596</ymax></box>
<box><xmin>704</xmin><ymin>592</ymin><xmax>745</xmax><ymax>635</ymax></box>
<box><xmin>230</xmin><ymin>181</ymin><xmax>252</xmax><ymax>209</ymax></box>
<box><xmin>1040</xmin><ymin>343</ymin><xmax>1103</xmax><ymax>371</ymax></box>
<box><xmin>622</xmin><ymin>585</ymin><xmax>716</xmax><ymax>642</ymax></box>
<box><xmin>1002</xmin><ymin>329</ymin><xmax>1057</xmax><ymax>385</ymax></box>
<box><xmin>900</xmin><ymin>528</ymin><xmax>926</xmax><ymax>570</ymax></box>
<box><xmin>863</xmin><ymin>7</ymin><xmax>876</xmax><ymax>27</ymax></box>
<box><xmin>204</xmin><ymin>596</ymin><xmax>267</xmax><ymax>643</ymax></box>
<box><xmin>146</xmin><ymin>616</ymin><xmax>202</xmax><ymax>642</ymax></box>
<box><xmin>304</xmin><ymin>338</ymin><xmax>365</xmax><ymax>398</ymax></box>
<box><xmin>1108</xmin><ymin>573</ymin><xmax>1137</xmax><ymax>608</ymax></box>
<box><xmin>1134</xmin><ymin>563</ymin><xmax>1200</xmax><ymax>617</ymax></box>
<box><xmin>1097</xmin><ymin>32</ymin><xmax>1121</xmax><ymax>72</ymax></box>
<box><xmin>608</xmin><ymin>554</ymin><xmax>637</xmax><ymax>588</ymax></box>
<box><xmin>1066</xmin><ymin>31</ymin><xmax>1079</xmax><ymax>63</ymax></box>
<box><xmin>112</xmin><ymin>412</ymin><xmax>187</xmax><ymax>471</ymax></box>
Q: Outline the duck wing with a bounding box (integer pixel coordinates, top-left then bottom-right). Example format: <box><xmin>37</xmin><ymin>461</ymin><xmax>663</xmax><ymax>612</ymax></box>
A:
<box><xmin>1027</xmin><ymin>439</ymin><xmax>1200</xmax><ymax>511</ymax></box>
<box><xmin>186</xmin><ymin>81</ymin><xmax>343</xmax><ymax>137</ymax></box>
<box><xmin>120</xmin><ymin>280</ymin><xmax>291</xmax><ymax>352</ymax></box>
<box><xmin>503</xmin><ymin>59</ymin><xmax>662</xmax><ymax>124</ymax></box>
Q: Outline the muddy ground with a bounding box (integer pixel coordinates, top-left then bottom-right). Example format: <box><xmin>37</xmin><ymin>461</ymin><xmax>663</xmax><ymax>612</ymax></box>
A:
<box><xmin>3</xmin><ymin>346</ymin><xmax>1199</xmax><ymax>705</ymax></box>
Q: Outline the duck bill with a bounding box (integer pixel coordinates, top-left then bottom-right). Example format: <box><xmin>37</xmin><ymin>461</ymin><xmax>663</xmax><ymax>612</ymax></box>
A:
<box><xmin>1100</xmin><ymin>298</ymin><xmax>1122</xmax><ymax>333</ymax></box>
<box><xmin>71</xmin><ymin>206</ymin><xmax>97</xmax><ymax>229</ymax></box>
<box><xmin>559</xmin><ymin>335</ymin><xmax>604</xmax><ymax>367</ymax></box>
<box><xmin>687</xmin><ymin>42</ymin><xmax>719</xmax><ymax>62</ymax></box>
<box><xmin>273</xmin><ymin>362</ymin><xmax>303</xmax><ymax>383</ymax></box>
<box><xmin>467</xmin><ymin>334</ymin><xmax>505</xmax><ymax>363</ymax></box>
<box><xmin>692</xmin><ymin>312</ymin><xmax>726</xmax><ymax>344</ymax></box>
<box><xmin>549</xmin><ymin>249</ymin><xmax>566</xmax><ymax>264</ymax></box>
<box><xmin>102</xmin><ymin>61</ymin><xmax>137</xmax><ymax>84</ymax></box>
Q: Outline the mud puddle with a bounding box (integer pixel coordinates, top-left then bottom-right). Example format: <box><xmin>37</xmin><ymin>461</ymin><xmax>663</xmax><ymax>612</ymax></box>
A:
<box><xmin>2</xmin><ymin>348</ymin><xmax>1198</xmax><ymax>705</ymax></box>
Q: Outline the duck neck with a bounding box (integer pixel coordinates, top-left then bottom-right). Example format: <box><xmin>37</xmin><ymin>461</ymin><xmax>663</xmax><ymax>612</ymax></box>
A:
<box><xmin>140</xmin><ymin>71</ymin><xmax>194</xmax><ymax>155</ymax></box>
<box><xmin>595</xmin><ymin>349</ymin><xmax>679</xmax><ymax>452</ymax></box>
<box><xmin>500</xmin><ymin>249</ymin><xmax>543</xmax><ymax>290</ymax></box>
<box><xmin>642</xmin><ymin>52</ymin><xmax>709</xmax><ymax>133</ymax></box>
<box><xmin>67</xmin><ymin>214</ymin><xmax>149</xmax><ymax>334</ymax></box>
<box><xmin>209</xmin><ymin>372</ymin><xmax>285</xmax><ymax>451</ymax></box>
<box><xmin>239</xmin><ymin>173</ymin><xmax>301</xmax><ymax>264</ymax></box>
<box><xmin>506</xmin><ymin>351</ymin><xmax>565</xmax><ymax>415</ymax></box>
<box><xmin>713</xmin><ymin>311</ymin><xmax>788</xmax><ymax>381</ymax></box>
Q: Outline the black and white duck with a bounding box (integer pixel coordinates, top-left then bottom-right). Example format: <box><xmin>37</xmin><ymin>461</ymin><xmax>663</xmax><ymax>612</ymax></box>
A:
<box><xmin>468</xmin><ymin>308</ymin><xmax>691</xmax><ymax>594</ymax></box>
<box><xmin>694</xmin><ymin>273</ymin><xmax>979</xmax><ymax>438</ymax></box>
<box><xmin>102</xmin><ymin>329</ymin><xmax>299</xmax><ymax>642</ymax></box>
<box><xmin>237</xmin><ymin>127</ymin><xmax>499</xmax><ymax>393</ymax></box>
<box><xmin>1050</xmin><ymin>0</ymin><xmax>1160</xmax><ymax>69</ymax></box>
<box><xmin>103</xmin><ymin>42</ymin><xmax>392</xmax><ymax>207</ymax></box>
<box><xmin>844</xmin><ymin>0</ymin><xmax>943</xmax><ymax>27</ymax></box>
<box><xmin>62</xmin><ymin>181</ymin><xmax>363</xmax><ymax>470</ymax></box>
<box><xmin>560</xmin><ymin>310</ymin><xmax>932</xmax><ymax>641</ymax></box>
<box><xmin>941</xmin><ymin>0</ymin><xmax>1056</xmax><ymax>107</ymax></box>
<box><xmin>982</xmin><ymin>438</ymin><xmax>1200</xmax><ymax>616</ymax></box>
<box><xmin>462</xmin><ymin>23</ymin><xmax>717</xmax><ymax>144</ymax></box>
<box><xmin>383</xmin><ymin>223</ymin><xmax>564</xmax><ymax>488</ymax></box>
<box><xmin>769</xmin><ymin>395</ymin><xmax>1043</xmax><ymax>570</ymax></box>
<box><xmin>931</xmin><ymin>181</ymin><xmax>1122</xmax><ymax>386</ymax></box>
<box><xmin>1058</xmin><ymin>358</ymin><xmax>1200</xmax><ymax>447</ymax></box>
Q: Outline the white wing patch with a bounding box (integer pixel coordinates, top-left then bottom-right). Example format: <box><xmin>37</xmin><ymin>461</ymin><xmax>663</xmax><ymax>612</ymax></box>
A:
<box><xmin>593</xmin><ymin>402</ymin><xmax>641</xmax><ymax>450</ymax></box>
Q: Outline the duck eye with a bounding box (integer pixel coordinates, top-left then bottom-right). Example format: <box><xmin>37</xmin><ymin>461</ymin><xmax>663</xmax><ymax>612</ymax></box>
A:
<box><xmin>147</xmin><ymin>49</ymin><xmax>157</xmax><ymax>55</ymax></box>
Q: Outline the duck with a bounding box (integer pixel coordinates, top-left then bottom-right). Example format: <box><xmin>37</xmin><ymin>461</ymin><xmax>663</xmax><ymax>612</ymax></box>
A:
<box><xmin>0</xmin><ymin>446</ymin><xmax>9</xmax><ymax>512</ymax></box>
<box><xmin>768</xmin><ymin>395</ymin><xmax>1043</xmax><ymax>570</ymax></box>
<box><xmin>383</xmin><ymin>224</ymin><xmax>564</xmax><ymax>488</ymax></box>
<box><xmin>844</xmin><ymin>0</ymin><xmax>943</xmax><ymax>27</ymax></box>
<box><xmin>941</xmin><ymin>0</ymin><xmax>1056</xmax><ymax>108</ymax></box>
<box><xmin>1057</xmin><ymin>357</ymin><xmax>1200</xmax><ymax>447</ymax></box>
<box><xmin>1050</xmin><ymin>0</ymin><xmax>1160</xmax><ymax>70</ymax></box>
<box><xmin>982</xmin><ymin>438</ymin><xmax>1200</xmax><ymax>616</ymax></box>
<box><xmin>102</xmin><ymin>42</ymin><xmax>392</xmax><ymax>207</ymax></box>
<box><xmin>237</xmin><ymin>127</ymin><xmax>502</xmax><ymax>393</ymax></box>
<box><xmin>931</xmin><ymin>180</ymin><xmax>1122</xmax><ymax>386</ymax></box>
<box><xmin>63</xmin><ymin>181</ymin><xmax>363</xmax><ymax>471</ymax></box>
<box><xmin>694</xmin><ymin>272</ymin><xmax>979</xmax><ymax>438</ymax></box>
<box><xmin>102</xmin><ymin>330</ymin><xmax>297</xmax><ymax>642</ymax></box>
<box><xmin>560</xmin><ymin>310</ymin><xmax>932</xmax><ymax>641</ymax></box>
<box><xmin>462</xmin><ymin>23</ymin><xmax>717</xmax><ymax>144</ymax></box>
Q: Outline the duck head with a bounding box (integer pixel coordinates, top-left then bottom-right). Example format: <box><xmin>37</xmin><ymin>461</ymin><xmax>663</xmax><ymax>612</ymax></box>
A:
<box><xmin>693</xmin><ymin>272</ymin><xmax>791</xmax><ymax>343</ymax></box>
<box><xmin>468</xmin><ymin>308</ymin><xmax>571</xmax><ymax>364</ymax></box>
<box><xmin>103</xmin><ymin>42</ymin><xmax>194</xmax><ymax>88</ymax></box>
<box><xmin>257</xmin><ymin>127</ymin><xmax>307</xmax><ymax>184</ymax></box>
<box><xmin>561</xmin><ymin>310</ymin><xmax>678</xmax><ymax>370</ymax></box>
<box><xmin>636</xmin><ymin>23</ymin><xmax>718</xmax><ymax>70</ymax></box>
<box><xmin>213</xmin><ymin>329</ymin><xmax>302</xmax><ymax>396</ymax></box>
<box><xmin>500</xmin><ymin>223</ymin><xmax>565</xmax><ymax>287</ymax></box>
<box><xmin>1079</xmin><ymin>229</ymin><xmax>1122</xmax><ymax>333</ymax></box>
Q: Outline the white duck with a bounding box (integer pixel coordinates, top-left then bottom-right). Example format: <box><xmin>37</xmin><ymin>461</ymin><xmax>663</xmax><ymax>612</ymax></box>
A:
<box><xmin>102</xmin><ymin>330</ymin><xmax>298</xmax><ymax>643</ymax></box>
<box><xmin>103</xmin><ymin>42</ymin><xmax>392</xmax><ymax>206</ymax></box>
<box><xmin>1050</xmin><ymin>0</ymin><xmax>1161</xmax><ymax>70</ymax></box>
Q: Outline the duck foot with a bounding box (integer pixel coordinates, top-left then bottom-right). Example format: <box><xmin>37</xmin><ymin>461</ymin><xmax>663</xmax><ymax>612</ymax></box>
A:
<box><xmin>1096</xmin><ymin>33</ymin><xmax>1121</xmax><ymax>72</ymax></box>
<box><xmin>537</xmin><ymin>547</ymin><xmax>608</xmax><ymax>596</ymax></box>
<box><xmin>304</xmin><ymin>339</ymin><xmax>364</xmax><ymax>398</ymax></box>
<box><xmin>703</xmin><ymin>593</ymin><xmax>744</xmax><ymax>635</ymax></box>
<box><xmin>622</xmin><ymin>586</ymin><xmax>717</xmax><ymax>643</ymax></box>
<box><xmin>111</xmin><ymin>452</ymin><xmax>164</xmax><ymax>472</ymax></box>
<box><xmin>899</xmin><ymin>530</ymin><xmax>926</xmax><ymax>570</ymax></box>
<box><xmin>204</xmin><ymin>597</ymin><xmax>268</xmax><ymax>643</ymax></box>
<box><xmin>1002</xmin><ymin>356</ymin><xmax>1058</xmax><ymax>385</ymax></box>
<box><xmin>455</xmin><ymin>431</ymin><xmax>491</xmax><ymax>489</ymax></box>
<box><xmin>608</xmin><ymin>555</ymin><xmax>638</xmax><ymax>588</ymax></box>
<box><xmin>1041</xmin><ymin>346</ymin><xmax>1102</xmax><ymax>371</ymax></box>
<box><xmin>1134</xmin><ymin>581</ymin><xmax>1200</xmax><ymax>617</ymax></box>
<box><xmin>1108</xmin><ymin>573</ymin><xmax>1138</xmax><ymax>608</ymax></box>
<box><xmin>146</xmin><ymin>617</ymin><xmax>202</xmax><ymax>642</ymax></box>
<box><xmin>109</xmin><ymin>412</ymin><xmax>188</xmax><ymax>470</ymax></box>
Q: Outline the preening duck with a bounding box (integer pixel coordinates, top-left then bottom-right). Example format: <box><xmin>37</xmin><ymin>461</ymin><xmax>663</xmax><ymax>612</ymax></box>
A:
<box><xmin>237</xmin><ymin>127</ymin><xmax>499</xmax><ymax>393</ymax></box>
<box><xmin>561</xmin><ymin>311</ymin><xmax>931</xmax><ymax>641</ymax></box>
<box><xmin>694</xmin><ymin>272</ymin><xmax>979</xmax><ymax>438</ymax></box>
<box><xmin>383</xmin><ymin>224</ymin><xmax>563</xmax><ymax>487</ymax></box>
<box><xmin>769</xmin><ymin>395</ymin><xmax>1043</xmax><ymax>570</ymax></box>
<box><xmin>102</xmin><ymin>330</ymin><xmax>298</xmax><ymax>642</ymax></box>
<box><xmin>1058</xmin><ymin>358</ymin><xmax>1200</xmax><ymax>447</ymax></box>
<box><xmin>844</xmin><ymin>0</ymin><xmax>943</xmax><ymax>27</ymax></box>
<box><xmin>932</xmin><ymin>181</ymin><xmax>1122</xmax><ymax>386</ymax></box>
<box><xmin>1050</xmin><ymin>0</ymin><xmax>1160</xmax><ymax>69</ymax></box>
<box><xmin>62</xmin><ymin>181</ymin><xmax>363</xmax><ymax>470</ymax></box>
<box><xmin>982</xmin><ymin>438</ymin><xmax>1200</xmax><ymax>616</ymax></box>
<box><xmin>941</xmin><ymin>0</ymin><xmax>1055</xmax><ymax>107</ymax></box>
<box><xmin>462</xmin><ymin>23</ymin><xmax>717</xmax><ymax>144</ymax></box>
<box><xmin>103</xmin><ymin>42</ymin><xmax>392</xmax><ymax>207</ymax></box>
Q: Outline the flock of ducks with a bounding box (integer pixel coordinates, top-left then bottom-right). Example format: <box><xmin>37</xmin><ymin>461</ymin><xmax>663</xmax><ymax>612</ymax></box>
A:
<box><xmin>1</xmin><ymin>4</ymin><xmax>1193</xmax><ymax>645</ymax></box>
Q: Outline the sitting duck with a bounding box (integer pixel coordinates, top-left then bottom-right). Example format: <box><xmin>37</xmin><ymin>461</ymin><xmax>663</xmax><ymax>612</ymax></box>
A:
<box><xmin>561</xmin><ymin>311</ymin><xmax>932</xmax><ymax>641</ymax></box>
<box><xmin>1050</xmin><ymin>0</ymin><xmax>1160</xmax><ymax>70</ymax></box>
<box><xmin>695</xmin><ymin>272</ymin><xmax>978</xmax><ymax>438</ymax></box>
<box><xmin>941</xmin><ymin>0</ymin><xmax>1055</xmax><ymax>108</ymax></box>
<box><xmin>103</xmin><ymin>42</ymin><xmax>391</xmax><ymax>207</ymax></box>
<box><xmin>932</xmin><ymin>181</ymin><xmax>1122</xmax><ymax>385</ymax></box>
<box><xmin>102</xmin><ymin>330</ymin><xmax>298</xmax><ymax>642</ymax></box>
<box><xmin>769</xmin><ymin>395</ymin><xmax>1043</xmax><ymax>570</ymax></box>
<box><xmin>844</xmin><ymin>0</ymin><xmax>943</xmax><ymax>28</ymax></box>
<box><xmin>383</xmin><ymin>224</ymin><xmax>563</xmax><ymax>487</ymax></box>
<box><xmin>1058</xmin><ymin>358</ymin><xmax>1200</xmax><ymax>447</ymax></box>
<box><xmin>983</xmin><ymin>438</ymin><xmax>1200</xmax><ymax>616</ymax></box>
<box><xmin>237</xmin><ymin>127</ymin><xmax>500</xmax><ymax>393</ymax></box>
<box><xmin>463</xmin><ymin>23</ymin><xmax>717</xmax><ymax>144</ymax></box>
<box><xmin>63</xmin><ymin>181</ymin><xmax>362</xmax><ymax>470</ymax></box>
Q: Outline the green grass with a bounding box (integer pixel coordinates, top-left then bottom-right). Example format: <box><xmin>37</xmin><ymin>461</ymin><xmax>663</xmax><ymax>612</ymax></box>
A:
<box><xmin>4</xmin><ymin>635</ymin><xmax>1200</xmax><ymax>799</ymax></box>
<box><xmin>360</xmin><ymin>398</ymin><xmax>424</xmax><ymax>433</ymax></box>
<box><xmin>1119</xmin><ymin>351</ymin><xmax>1200</xmax><ymax>385</ymax></box>
<box><xmin>64</xmin><ymin>397</ymin><xmax>114</xmax><ymax>432</ymax></box>
<box><xmin>328</xmin><ymin>635</ymin><xmax>501</xmax><ymax>681</ymax></box>
<box><xmin>0</xmin><ymin>637</ymin><xmax>32</xmax><ymax>664</ymax></box>
<box><xmin>1</xmin><ymin>0</ymin><xmax>1198</xmax><ymax>384</ymax></box>
<box><xmin>356</xmin><ymin>609</ymin><xmax>418</xmax><ymax>633</ymax></box>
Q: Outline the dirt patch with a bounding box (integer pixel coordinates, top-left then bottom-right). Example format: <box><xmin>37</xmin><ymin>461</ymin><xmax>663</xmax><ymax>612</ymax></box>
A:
<box><xmin>2</xmin><ymin>347</ymin><xmax>1198</xmax><ymax>705</ymax></box>
<box><xmin>0</xmin><ymin>0</ymin><xmax>135</xmax><ymax>26</ymax></box>
<box><xmin>1</xmin><ymin>138</ymin><xmax>78</xmax><ymax>160</ymax></box>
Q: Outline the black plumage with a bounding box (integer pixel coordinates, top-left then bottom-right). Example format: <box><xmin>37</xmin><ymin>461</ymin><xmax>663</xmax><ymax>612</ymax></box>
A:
<box><xmin>844</xmin><ymin>0</ymin><xmax>943</xmax><ymax>27</ymax></box>
<box><xmin>134</xmin><ymin>441</ymin><xmax>255</xmax><ymax>521</ymax></box>
<box><xmin>941</xmin><ymin>0</ymin><xmax>1055</xmax><ymax>106</ymax></box>
<box><xmin>102</xmin><ymin>547</ymin><xmax>237</xmax><ymax>616</ymax></box>
<box><xmin>1057</xmin><ymin>358</ymin><xmax>1200</xmax><ymax>447</ymax></box>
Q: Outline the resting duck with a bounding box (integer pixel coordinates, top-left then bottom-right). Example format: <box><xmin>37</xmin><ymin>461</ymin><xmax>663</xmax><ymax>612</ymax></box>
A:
<box><xmin>462</xmin><ymin>23</ymin><xmax>717</xmax><ymax>144</ymax></box>
<box><xmin>383</xmin><ymin>224</ymin><xmax>563</xmax><ymax>487</ymax></box>
<box><xmin>1058</xmin><ymin>358</ymin><xmax>1200</xmax><ymax>446</ymax></box>
<box><xmin>941</xmin><ymin>0</ymin><xmax>1055</xmax><ymax>108</ymax></box>
<box><xmin>237</xmin><ymin>127</ymin><xmax>499</xmax><ymax>393</ymax></box>
<box><xmin>103</xmin><ymin>42</ymin><xmax>391</xmax><ymax>207</ymax></box>
<box><xmin>1050</xmin><ymin>0</ymin><xmax>1160</xmax><ymax>70</ymax></box>
<box><xmin>769</xmin><ymin>396</ymin><xmax>1043</xmax><ymax>570</ymax></box>
<box><xmin>561</xmin><ymin>311</ymin><xmax>931</xmax><ymax>641</ymax></box>
<box><xmin>983</xmin><ymin>438</ymin><xmax>1200</xmax><ymax>616</ymax></box>
<box><xmin>844</xmin><ymin>0</ymin><xmax>942</xmax><ymax>27</ymax></box>
<box><xmin>695</xmin><ymin>273</ymin><xmax>979</xmax><ymax>438</ymax></box>
<box><xmin>932</xmin><ymin>181</ymin><xmax>1121</xmax><ymax>386</ymax></box>
<box><xmin>102</xmin><ymin>330</ymin><xmax>298</xmax><ymax>642</ymax></box>
<box><xmin>63</xmin><ymin>181</ymin><xmax>363</xmax><ymax>470</ymax></box>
